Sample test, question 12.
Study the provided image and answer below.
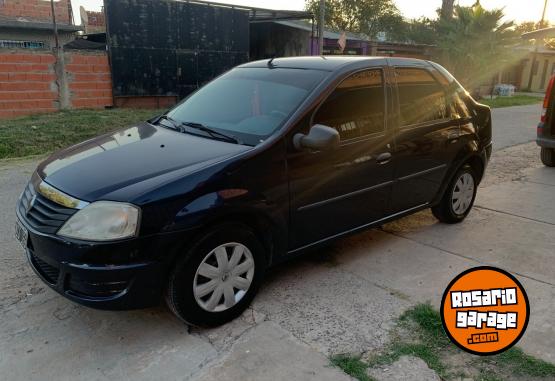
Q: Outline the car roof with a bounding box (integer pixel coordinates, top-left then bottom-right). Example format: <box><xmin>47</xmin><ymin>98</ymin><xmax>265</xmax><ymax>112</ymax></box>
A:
<box><xmin>239</xmin><ymin>56</ymin><xmax>429</xmax><ymax>71</ymax></box>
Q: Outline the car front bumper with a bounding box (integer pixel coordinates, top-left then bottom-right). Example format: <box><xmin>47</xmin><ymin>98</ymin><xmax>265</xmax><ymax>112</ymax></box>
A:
<box><xmin>16</xmin><ymin>208</ymin><xmax>187</xmax><ymax>310</ymax></box>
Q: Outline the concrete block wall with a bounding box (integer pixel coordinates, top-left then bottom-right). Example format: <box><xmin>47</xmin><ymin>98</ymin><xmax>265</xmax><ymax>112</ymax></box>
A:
<box><xmin>0</xmin><ymin>0</ymin><xmax>71</xmax><ymax>24</ymax></box>
<box><xmin>0</xmin><ymin>49</ymin><xmax>113</xmax><ymax>118</ymax></box>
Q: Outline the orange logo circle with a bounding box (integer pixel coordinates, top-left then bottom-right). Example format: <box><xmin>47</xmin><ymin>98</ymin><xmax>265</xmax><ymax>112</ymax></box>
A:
<box><xmin>441</xmin><ymin>266</ymin><xmax>529</xmax><ymax>355</ymax></box>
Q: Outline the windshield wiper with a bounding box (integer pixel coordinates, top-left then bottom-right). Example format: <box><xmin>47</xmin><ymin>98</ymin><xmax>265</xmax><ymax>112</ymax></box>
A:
<box><xmin>181</xmin><ymin>121</ymin><xmax>241</xmax><ymax>144</ymax></box>
<box><xmin>153</xmin><ymin>115</ymin><xmax>241</xmax><ymax>144</ymax></box>
<box><xmin>153</xmin><ymin>115</ymin><xmax>186</xmax><ymax>133</ymax></box>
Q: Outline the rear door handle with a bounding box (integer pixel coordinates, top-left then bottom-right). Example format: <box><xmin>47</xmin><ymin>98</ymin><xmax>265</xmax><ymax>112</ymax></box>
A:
<box><xmin>376</xmin><ymin>152</ymin><xmax>392</xmax><ymax>165</ymax></box>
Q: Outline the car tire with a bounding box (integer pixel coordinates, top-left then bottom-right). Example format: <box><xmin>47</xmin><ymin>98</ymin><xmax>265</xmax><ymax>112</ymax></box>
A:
<box><xmin>432</xmin><ymin>164</ymin><xmax>478</xmax><ymax>224</ymax></box>
<box><xmin>165</xmin><ymin>223</ymin><xmax>267</xmax><ymax>327</ymax></box>
<box><xmin>541</xmin><ymin>147</ymin><xmax>555</xmax><ymax>167</ymax></box>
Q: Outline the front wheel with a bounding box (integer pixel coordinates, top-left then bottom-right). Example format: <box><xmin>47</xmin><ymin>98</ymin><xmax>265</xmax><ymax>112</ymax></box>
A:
<box><xmin>165</xmin><ymin>224</ymin><xmax>266</xmax><ymax>327</ymax></box>
<box><xmin>432</xmin><ymin>164</ymin><xmax>478</xmax><ymax>224</ymax></box>
<box><xmin>541</xmin><ymin>147</ymin><xmax>555</xmax><ymax>167</ymax></box>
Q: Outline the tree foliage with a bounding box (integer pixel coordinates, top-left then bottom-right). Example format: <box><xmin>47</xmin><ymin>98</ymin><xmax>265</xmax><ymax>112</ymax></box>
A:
<box><xmin>515</xmin><ymin>21</ymin><xmax>541</xmax><ymax>35</ymax></box>
<box><xmin>304</xmin><ymin>1</ymin><xmax>524</xmax><ymax>90</ymax></box>
<box><xmin>440</xmin><ymin>0</ymin><xmax>455</xmax><ymax>20</ymax></box>
<box><xmin>305</xmin><ymin>0</ymin><xmax>405</xmax><ymax>40</ymax></box>
<box><xmin>404</xmin><ymin>17</ymin><xmax>437</xmax><ymax>45</ymax></box>
<box><xmin>435</xmin><ymin>4</ymin><xmax>521</xmax><ymax>89</ymax></box>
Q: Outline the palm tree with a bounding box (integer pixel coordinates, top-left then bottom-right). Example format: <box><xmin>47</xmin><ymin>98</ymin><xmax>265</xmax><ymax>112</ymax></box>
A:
<box><xmin>441</xmin><ymin>0</ymin><xmax>454</xmax><ymax>20</ymax></box>
<box><xmin>437</xmin><ymin>4</ymin><xmax>520</xmax><ymax>90</ymax></box>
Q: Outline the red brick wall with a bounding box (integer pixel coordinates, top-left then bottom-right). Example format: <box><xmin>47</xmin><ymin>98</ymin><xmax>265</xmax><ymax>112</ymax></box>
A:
<box><xmin>65</xmin><ymin>52</ymin><xmax>113</xmax><ymax>109</ymax></box>
<box><xmin>0</xmin><ymin>0</ymin><xmax>71</xmax><ymax>24</ymax></box>
<box><xmin>0</xmin><ymin>51</ymin><xmax>57</xmax><ymax>119</ymax></box>
<box><xmin>0</xmin><ymin>50</ymin><xmax>113</xmax><ymax>118</ymax></box>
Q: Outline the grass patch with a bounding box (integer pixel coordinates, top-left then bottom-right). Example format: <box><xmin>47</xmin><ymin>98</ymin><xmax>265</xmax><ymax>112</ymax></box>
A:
<box><xmin>331</xmin><ymin>354</ymin><xmax>374</xmax><ymax>381</ymax></box>
<box><xmin>479</xmin><ymin>95</ymin><xmax>542</xmax><ymax>108</ymax></box>
<box><xmin>330</xmin><ymin>303</ymin><xmax>555</xmax><ymax>381</ymax></box>
<box><xmin>369</xmin><ymin>342</ymin><xmax>448</xmax><ymax>378</ymax></box>
<box><xmin>482</xmin><ymin>347</ymin><xmax>555</xmax><ymax>378</ymax></box>
<box><xmin>399</xmin><ymin>303</ymin><xmax>448</xmax><ymax>346</ymax></box>
<box><xmin>0</xmin><ymin>108</ymin><xmax>163</xmax><ymax>160</ymax></box>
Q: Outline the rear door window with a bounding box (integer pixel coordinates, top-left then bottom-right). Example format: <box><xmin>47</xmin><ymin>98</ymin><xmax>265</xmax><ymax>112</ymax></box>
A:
<box><xmin>313</xmin><ymin>69</ymin><xmax>385</xmax><ymax>141</ymax></box>
<box><xmin>395</xmin><ymin>67</ymin><xmax>448</xmax><ymax>127</ymax></box>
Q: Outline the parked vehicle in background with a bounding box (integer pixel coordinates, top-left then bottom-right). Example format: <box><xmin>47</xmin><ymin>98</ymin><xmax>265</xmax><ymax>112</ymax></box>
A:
<box><xmin>15</xmin><ymin>57</ymin><xmax>492</xmax><ymax>326</ymax></box>
<box><xmin>538</xmin><ymin>75</ymin><xmax>555</xmax><ymax>166</ymax></box>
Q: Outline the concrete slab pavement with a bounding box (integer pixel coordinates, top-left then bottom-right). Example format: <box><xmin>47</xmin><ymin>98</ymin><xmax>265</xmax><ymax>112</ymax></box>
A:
<box><xmin>0</xmin><ymin>299</ymin><xmax>218</xmax><ymax>381</ymax></box>
<box><xmin>196</xmin><ymin>322</ymin><xmax>352</xmax><ymax>381</ymax></box>
<box><xmin>253</xmin><ymin>254</ymin><xmax>411</xmax><ymax>355</ymax></box>
<box><xmin>476</xmin><ymin>172</ymin><xmax>555</xmax><ymax>225</ymax></box>
<box><xmin>381</xmin><ymin>164</ymin><xmax>555</xmax><ymax>363</ymax></box>
<box><xmin>367</xmin><ymin>356</ymin><xmax>440</xmax><ymax>381</ymax></box>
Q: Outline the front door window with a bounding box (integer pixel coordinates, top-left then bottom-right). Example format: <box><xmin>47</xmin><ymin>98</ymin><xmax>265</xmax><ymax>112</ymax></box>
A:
<box><xmin>313</xmin><ymin>69</ymin><xmax>385</xmax><ymax>141</ymax></box>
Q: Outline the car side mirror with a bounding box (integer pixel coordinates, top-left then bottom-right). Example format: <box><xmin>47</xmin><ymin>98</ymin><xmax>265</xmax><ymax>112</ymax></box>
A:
<box><xmin>293</xmin><ymin>124</ymin><xmax>340</xmax><ymax>151</ymax></box>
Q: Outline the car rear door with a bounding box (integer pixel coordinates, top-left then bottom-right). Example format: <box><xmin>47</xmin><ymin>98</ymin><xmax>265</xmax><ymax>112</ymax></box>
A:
<box><xmin>287</xmin><ymin>67</ymin><xmax>396</xmax><ymax>250</ymax></box>
<box><xmin>389</xmin><ymin>60</ymin><xmax>462</xmax><ymax>213</ymax></box>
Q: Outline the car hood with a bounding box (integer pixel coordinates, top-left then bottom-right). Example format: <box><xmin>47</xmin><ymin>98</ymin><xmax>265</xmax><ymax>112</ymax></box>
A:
<box><xmin>37</xmin><ymin>122</ymin><xmax>251</xmax><ymax>201</ymax></box>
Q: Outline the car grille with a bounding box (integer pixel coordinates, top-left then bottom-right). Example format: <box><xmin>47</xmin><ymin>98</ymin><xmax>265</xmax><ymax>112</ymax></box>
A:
<box><xmin>68</xmin><ymin>277</ymin><xmax>129</xmax><ymax>298</ymax></box>
<box><xmin>30</xmin><ymin>252</ymin><xmax>60</xmax><ymax>284</ymax></box>
<box><xmin>18</xmin><ymin>182</ymin><xmax>77</xmax><ymax>234</ymax></box>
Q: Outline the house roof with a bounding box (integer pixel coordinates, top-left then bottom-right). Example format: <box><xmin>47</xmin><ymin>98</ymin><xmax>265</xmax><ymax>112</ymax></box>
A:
<box><xmin>514</xmin><ymin>44</ymin><xmax>555</xmax><ymax>55</ymax></box>
<box><xmin>522</xmin><ymin>27</ymin><xmax>555</xmax><ymax>40</ymax></box>
<box><xmin>194</xmin><ymin>0</ymin><xmax>313</xmax><ymax>22</ymax></box>
<box><xmin>0</xmin><ymin>15</ymin><xmax>82</xmax><ymax>32</ymax></box>
<box><xmin>273</xmin><ymin>19</ymin><xmax>369</xmax><ymax>42</ymax></box>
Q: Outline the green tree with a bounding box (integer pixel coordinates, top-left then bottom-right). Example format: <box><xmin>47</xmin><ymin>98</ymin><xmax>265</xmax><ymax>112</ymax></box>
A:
<box><xmin>405</xmin><ymin>17</ymin><xmax>437</xmax><ymax>45</ymax></box>
<box><xmin>515</xmin><ymin>21</ymin><xmax>540</xmax><ymax>35</ymax></box>
<box><xmin>305</xmin><ymin>0</ymin><xmax>406</xmax><ymax>40</ymax></box>
<box><xmin>440</xmin><ymin>0</ymin><xmax>454</xmax><ymax>21</ymax></box>
<box><xmin>436</xmin><ymin>4</ymin><xmax>520</xmax><ymax>89</ymax></box>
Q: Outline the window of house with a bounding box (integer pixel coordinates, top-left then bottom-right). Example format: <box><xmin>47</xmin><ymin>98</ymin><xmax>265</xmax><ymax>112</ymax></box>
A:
<box><xmin>0</xmin><ymin>40</ymin><xmax>47</xmax><ymax>49</ymax></box>
<box><xmin>313</xmin><ymin>69</ymin><xmax>385</xmax><ymax>141</ymax></box>
<box><xmin>395</xmin><ymin>67</ymin><xmax>448</xmax><ymax>127</ymax></box>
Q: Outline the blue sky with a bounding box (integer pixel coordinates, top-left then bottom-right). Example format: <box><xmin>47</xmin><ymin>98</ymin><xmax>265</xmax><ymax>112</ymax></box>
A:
<box><xmin>71</xmin><ymin>0</ymin><xmax>554</xmax><ymax>24</ymax></box>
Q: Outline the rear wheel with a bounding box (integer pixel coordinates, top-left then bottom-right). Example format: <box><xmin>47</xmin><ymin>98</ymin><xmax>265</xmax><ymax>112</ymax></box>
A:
<box><xmin>165</xmin><ymin>224</ymin><xmax>266</xmax><ymax>327</ymax></box>
<box><xmin>541</xmin><ymin>147</ymin><xmax>555</xmax><ymax>167</ymax></box>
<box><xmin>432</xmin><ymin>164</ymin><xmax>477</xmax><ymax>224</ymax></box>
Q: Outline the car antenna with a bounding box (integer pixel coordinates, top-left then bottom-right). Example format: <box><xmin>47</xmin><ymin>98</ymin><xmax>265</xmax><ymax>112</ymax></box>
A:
<box><xmin>268</xmin><ymin>55</ymin><xmax>276</xmax><ymax>69</ymax></box>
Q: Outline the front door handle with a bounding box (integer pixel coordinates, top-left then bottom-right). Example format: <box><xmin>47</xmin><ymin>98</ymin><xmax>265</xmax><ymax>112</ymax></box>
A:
<box><xmin>376</xmin><ymin>152</ymin><xmax>392</xmax><ymax>165</ymax></box>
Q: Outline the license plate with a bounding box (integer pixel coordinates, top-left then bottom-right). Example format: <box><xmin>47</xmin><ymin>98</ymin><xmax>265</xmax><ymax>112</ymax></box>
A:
<box><xmin>14</xmin><ymin>220</ymin><xmax>28</xmax><ymax>250</ymax></box>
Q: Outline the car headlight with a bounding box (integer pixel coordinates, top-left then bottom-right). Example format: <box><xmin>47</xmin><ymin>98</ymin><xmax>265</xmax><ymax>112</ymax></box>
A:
<box><xmin>57</xmin><ymin>201</ymin><xmax>140</xmax><ymax>241</ymax></box>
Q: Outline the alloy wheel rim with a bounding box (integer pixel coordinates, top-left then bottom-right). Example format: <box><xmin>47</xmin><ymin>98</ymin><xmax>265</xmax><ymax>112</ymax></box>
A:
<box><xmin>193</xmin><ymin>242</ymin><xmax>255</xmax><ymax>313</ymax></box>
<box><xmin>451</xmin><ymin>172</ymin><xmax>475</xmax><ymax>215</ymax></box>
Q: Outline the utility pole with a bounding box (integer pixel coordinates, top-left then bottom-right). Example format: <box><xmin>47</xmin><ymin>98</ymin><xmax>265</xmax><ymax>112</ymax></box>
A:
<box><xmin>541</xmin><ymin>0</ymin><xmax>549</xmax><ymax>27</ymax></box>
<box><xmin>318</xmin><ymin>0</ymin><xmax>325</xmax><ymax>55</ymax></box>
<box><xmin>50</xmin><ymin>0</ymin><xmax>59</xmax><ymax>50</ymax></box>
<box><xmin>51</xmin><ymin>0</ymin><xmax>69</xmax><ymax>110</ymax></box>
<box><xmin>527</xmin><ymin>0</ymin><xmax>549</xmax><ymax>90</ymax></box>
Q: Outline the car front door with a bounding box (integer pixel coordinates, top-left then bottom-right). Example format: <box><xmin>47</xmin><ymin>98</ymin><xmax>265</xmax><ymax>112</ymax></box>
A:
<box><xmin>389</xmin><ymin>62</ymin><xmax>463</xmax><ymax>213</ymax></box>
<box><xmin>287</xmin><ymin>68</ymin><xmax>395</xmax><ymax>250</ymax></box>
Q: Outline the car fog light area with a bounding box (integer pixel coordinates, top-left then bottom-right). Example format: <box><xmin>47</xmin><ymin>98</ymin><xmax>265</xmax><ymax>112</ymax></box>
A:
<box><xmin>57</xmin><ymin>201</ymin><xmax>140</xmax><ymax>241</ymax></box>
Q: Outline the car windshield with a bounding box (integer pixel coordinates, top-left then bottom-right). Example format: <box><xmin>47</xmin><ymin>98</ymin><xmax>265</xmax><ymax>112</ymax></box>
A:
<box><xmin>166</xmin><ymin>67</ymin><xmax>327</xmax><ymax>146</ymax></box>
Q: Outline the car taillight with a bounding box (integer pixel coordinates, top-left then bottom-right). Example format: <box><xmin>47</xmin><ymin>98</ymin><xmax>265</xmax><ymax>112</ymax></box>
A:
<box><xmin>541</xmin><ymin>76</ymin><xmax>555</xmax><ymax>123</ymax></box>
